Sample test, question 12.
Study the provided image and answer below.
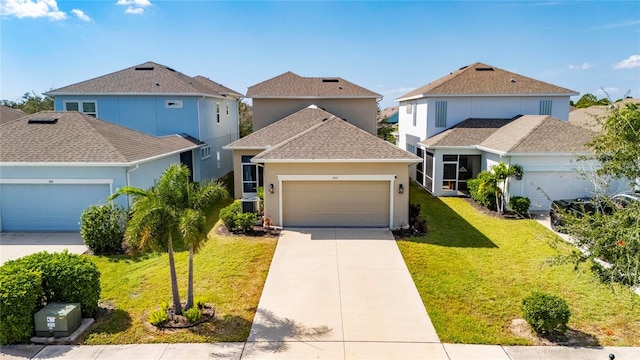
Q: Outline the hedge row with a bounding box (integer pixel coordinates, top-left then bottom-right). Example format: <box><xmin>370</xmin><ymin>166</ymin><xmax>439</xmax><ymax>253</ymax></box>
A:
<box><xmin>0</xmin><ymin>251</ymin><xmax>101</xmax><ymax>345</ymax></box>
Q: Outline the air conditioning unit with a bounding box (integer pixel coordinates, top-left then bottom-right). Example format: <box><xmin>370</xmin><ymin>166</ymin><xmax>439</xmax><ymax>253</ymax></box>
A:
<box><xmin>34</xmin><ymin>302</ymin><xmax>82</xmax><ymax>337</ymax></box>
<box><xmin>241</xmin><ymin>196</ymin><xmax>260</xmax><ymax>214</ymax></box>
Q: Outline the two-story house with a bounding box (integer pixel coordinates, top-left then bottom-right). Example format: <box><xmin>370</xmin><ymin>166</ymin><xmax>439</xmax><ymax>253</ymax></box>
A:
<box><xmin>397</xmin><ymin>62</ymin><xmax>627</xmax><ymax>210</ymax></box>
<box><xmin>225</xmin><ymin>73</ymin><xmax>419</xmax><ymax>229</ymax></box>
<box><xmin>46</xmin><ymin>61</ymin><xmax>243</xmax><ymax>182</ymax></box>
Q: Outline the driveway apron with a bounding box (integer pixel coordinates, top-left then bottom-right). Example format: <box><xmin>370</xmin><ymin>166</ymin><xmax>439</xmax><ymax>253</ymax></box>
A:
<box><xmin>246</xmin><ymin>228</ymin><xmax>440</xmax><ymax>358</ymax></box>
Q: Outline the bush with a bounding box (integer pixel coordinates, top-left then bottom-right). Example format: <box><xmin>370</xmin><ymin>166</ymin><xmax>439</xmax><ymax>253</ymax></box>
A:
<box><xmin>184</xmin><ymin>307</ymin><xmax>202</xmax><ymax>322</ymax></box>
<box><xmin>148</xmin><ymin>309</ymin><xmax>169</xmax><ymax>326</ymax></box>
<box><xmin>0</xmin><ymin>264</ymin><xmax>43</xmax><ymax>345</ymax></box>
<box><xmin>5</xmin><ymin>251</ymin><xmax>101</xmax><ymax>318</ymax></box>
<box><xmin>219</xmin><ymin>200</ymin><xmax>242</xmax><ymax>230</ymax></box>
<box><xmin>467</xmin><ymin>176</ymin><xmax>497</xmax><ymax>211</ymax></box>
<box><xmin>236</xmin><ymin>212</ymin><xmax>257</xmax><ymax>232</ymax></box>
<box><xmin>509</xmin><ymin>196</ymin><xmax>531</xmax><ymax>216</ymax></box>
<box><xmin>80</xmin><ymin>203</ymin><xmax>128</xmax><ymax>255</ymax></box>
<box><xmin>521</xmin><ymin>292</ymin><xmax>571</xmax><ymax>335</ymax></box>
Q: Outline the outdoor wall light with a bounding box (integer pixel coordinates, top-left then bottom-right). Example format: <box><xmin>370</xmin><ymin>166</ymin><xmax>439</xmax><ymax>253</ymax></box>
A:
<box><xmin>399</xmin><ymin>184</ymin><xmax>404</xmax><ymax>194</ymax></box>
<box><xmin>269</xmin><ymin>184</ymin><xmax>274</xmax><ymax>194</ymax></box>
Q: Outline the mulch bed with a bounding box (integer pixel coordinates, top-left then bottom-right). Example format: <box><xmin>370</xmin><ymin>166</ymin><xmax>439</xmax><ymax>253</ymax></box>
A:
<box><xmin>463</xmin><ymin>198</ymin><xmax>532</xmax><ymax>219</ymax></box>
<box><xmin>216</xmin><ymin>224</ymin><xmax>281</xmax><ymax>238</ymax></box>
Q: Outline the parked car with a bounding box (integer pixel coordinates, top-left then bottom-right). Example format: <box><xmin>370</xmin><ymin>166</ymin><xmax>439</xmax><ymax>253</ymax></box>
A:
<box><xmin>549</xmin><ymin>192</ymin><xmax>639</xmax><ymax>232</ymax></box>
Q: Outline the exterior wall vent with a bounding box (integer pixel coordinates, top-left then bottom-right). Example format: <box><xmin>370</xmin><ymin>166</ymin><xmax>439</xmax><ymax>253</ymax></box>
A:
<box><xmin>165</xmin><ymin>100</ymin><xmax>183</xmax><ymax>109</ymax></box>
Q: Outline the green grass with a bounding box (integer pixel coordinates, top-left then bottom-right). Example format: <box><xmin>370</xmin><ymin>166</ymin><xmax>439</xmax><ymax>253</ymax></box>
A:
<box><xmin>79</xmin><ymin>195</ymin><xmax>277</xmax><ymax>344</ymax></box>
<box><xmin>398</xmin><ymin>183</ymin><xmax>640</xmax><ymax>346</ymax></box>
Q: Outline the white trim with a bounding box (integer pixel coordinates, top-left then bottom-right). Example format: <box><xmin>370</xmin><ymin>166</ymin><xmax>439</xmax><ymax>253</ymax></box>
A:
<box><xmin>63</xmin><ymin>99</ymin><xmax>98</xmax><ymax>116</ymax></box>
<box><xmin>277</xmin><ymin>174</ymin><xmax>396</xmax><ymax>229</ymax></box>
<box><xmin>48</xmin><ymin>92</ymin><xmax>241</xmax><ymax>99</ymax></box>
<box><xmin>0</xmin><ymin>178</ymin><xmax>114</xmax><ymax>194</ymax></box>
<box><xmin>250</xmin><ymin>95</ymin><xmax>381</xmax><ymax>100</ymax></box>
<box><xmin>254</xmin><ymin>158</ymin><xmax>420</xmax><ymax>164</ymax></box>
<box><xmin>397</xmin><ymin>92</ymin><xmax>578</xmax><ymax>102</ymax></box>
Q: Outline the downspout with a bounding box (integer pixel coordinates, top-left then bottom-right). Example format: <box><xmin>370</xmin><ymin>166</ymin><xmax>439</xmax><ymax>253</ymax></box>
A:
<box><xmin>125</xmin><ymin>164</ymin><xmax>140</xmax><ymax>207</ymax></box>
<box><xmin>196</xmin><ymin>95</ymin><xmax>206</xmax><ymax>181</ymax></box>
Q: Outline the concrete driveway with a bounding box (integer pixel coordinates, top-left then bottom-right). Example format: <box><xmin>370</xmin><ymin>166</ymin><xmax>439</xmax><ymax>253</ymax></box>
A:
<box><xmin>245</xmin><ymin>228</ymin><xmax>442</xmax><ymax>359</ymax></box>
<box><xmin>0</xmin><ymin>232</ymin><xmax>88</xmax><ymax>264</ymax></box>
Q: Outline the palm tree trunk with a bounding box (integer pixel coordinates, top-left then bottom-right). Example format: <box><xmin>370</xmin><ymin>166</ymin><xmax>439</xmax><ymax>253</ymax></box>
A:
<box><xmin>185</xmin><ymin>246</ymin><xmax>195</xmax><ymax>310</ymax></box>
<box><xmin>167</xmin><ymin>236</ymin><xmax>182</xmax><ymax>315</ymax></box>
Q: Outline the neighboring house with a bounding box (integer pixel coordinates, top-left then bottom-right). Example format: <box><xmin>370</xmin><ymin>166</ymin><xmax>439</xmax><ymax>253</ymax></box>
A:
<box><xmin>247</xmin><ymin>71</ymin><xmax>382</xmax><ymax>134</ymax></box>
<box><xmin>569</xmin><ymin>98</ymin><xmax>640</xmax><ymax>132</ymax></box>
<box><xmin>45</xmin><ymin>61</ymin><xmax>243</xmax><ymax>182</ymax></box>
<box><xmin>0</xmin><ymin>105</ymin><xmax>26</xmax><ymax>124</ymax></box>
<box><xmin>224</xmin><ymin>105</ymin><xmax>419</xmax><ymax>228</ymax></box>
<box><xmin>419</xmin><ymin>115</ymin><xmax>628</xmax><ymax>209</ymax></box>
<box><xmin>0</xmin><ymin>111</ymin><xmax>202</xmax><ymax>231</ymax></box>
<box><xmin>378</xmin><ymin>106</ymin><xmax>399</xmax><ymax>124</ymax></box>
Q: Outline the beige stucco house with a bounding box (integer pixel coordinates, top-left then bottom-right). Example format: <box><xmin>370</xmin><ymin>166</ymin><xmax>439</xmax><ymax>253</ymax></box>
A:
<box><xmin>224</xmin><ymin>105</ymin><xmax>419</xmax><ymax>229</ymax></box>
<box><xmin>247</xmin><ymin>71</ymin><xmax>382</xmax><ymax>135</ymax></box>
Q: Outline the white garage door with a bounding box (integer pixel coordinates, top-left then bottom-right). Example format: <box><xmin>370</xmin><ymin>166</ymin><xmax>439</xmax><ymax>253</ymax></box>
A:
<box><xmin>1</xmin><ymin>183</ymin><xmax>110</xmax><ymax>231</ymax></box>
<box><xmin>282</xmin><ymin>181</ymin><xmax>390</xmax><ymax>227</ymax></box>
<box><xmin>522</xmin><ymin>172</ymin><xmax>596</xmax><ymax>210</ymax></box>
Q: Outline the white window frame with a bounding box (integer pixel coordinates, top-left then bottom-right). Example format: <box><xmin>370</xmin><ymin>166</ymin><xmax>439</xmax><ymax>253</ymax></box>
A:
<box><xmin>165</xmin><ymin>100</ymin><xmax>183</xmax><ymax>109</ymax></box>
<box><xmin>216</xmin><ymin>102</ymin><xmax>221</xmax><ymax>124</ymax></box>
<box><xmin>64</xmin><ymin>100</ymin><xmax>97</xmax><ymax>117</ymax></box>
<box><xmin>201</xmin><ymin>145</ymin><xmax>212</xmax><ymax>160</ymax></box>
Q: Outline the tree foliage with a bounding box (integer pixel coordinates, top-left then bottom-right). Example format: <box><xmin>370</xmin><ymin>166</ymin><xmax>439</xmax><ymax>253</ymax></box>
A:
<box><xmin>468</xmin><ymin>162</ymin><xmax>524</xmax><ymax>213</ymax></box>
<box><xmin>574</xmin><ymin>93</ymin><xmax>611</xmax><ymax>109</ymax></box>
<box><xmin>1</xmin><ymin>91</ymin><xmax>53</xmax><ymax>114</ymax></box>
<box><xmin>239</xmin><ymin>100</ymin><xmax>253</xmax><ymax>138</ymax></box>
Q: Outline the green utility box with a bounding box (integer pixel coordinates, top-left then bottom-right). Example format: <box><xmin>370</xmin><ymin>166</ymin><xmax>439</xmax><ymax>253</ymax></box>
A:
<box><xmin>34</xmin><ymin>303</ymin><xmax>82</xmax><ymax>337</ymax></box>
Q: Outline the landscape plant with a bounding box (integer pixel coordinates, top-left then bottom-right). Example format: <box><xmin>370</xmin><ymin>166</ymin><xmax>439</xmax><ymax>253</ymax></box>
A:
<box><xmin>521</xmin><ymin>292</ymin><xmax>571</xmax><ymax>335</ymax></box>
<box><xmin>80</xmin><ymin>203</ymin><xmax>128</xmax><ymax>255</ymax></box>
<box><xmin>509</xmin><ymin>196</ymin><xmax>531</xmax><ymax>217</ymax></box>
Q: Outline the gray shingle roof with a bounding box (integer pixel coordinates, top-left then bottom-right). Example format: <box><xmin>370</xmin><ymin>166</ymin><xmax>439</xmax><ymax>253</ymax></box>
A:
<box><xmin>252</xmin><ymin>114</ymin><xmax>419</xmax><ymax>162</ymax></box>
<box><xmin>420</xmin><ymin>115</ymin><xmax>597</xmax><ymax>154</ymax></box>
<box><xmin>0</xmin><ymin>105</ymin><xmax>26</xmax><ymax>124</ymax></box>
<box><xmin>397</xmin><ymin>62</ymin><xmax>578</xmax><ymax>101</ymax></box>
<box><xmin>46</xmin><ymin>61</ymin><xmax>242</xmax><ymax>98</ymax></box>
<box><xmin>247</xmin><ymin>71</ymin><xmax>382</xmax><ymax>98</ymax></box>
<box><xmin>569</xmin><ymin>99</ymin><xmax>640</xmax><ymax>132</ymax></box>
<box><xmin>224</xmin><ymin>106</ymin><xmax>333</xmax><ymax>149</ymax></box>
<box><xmin>0</xmin><ymin>111</ymin><xmax>200</xmax><ymax>163</ymax></box>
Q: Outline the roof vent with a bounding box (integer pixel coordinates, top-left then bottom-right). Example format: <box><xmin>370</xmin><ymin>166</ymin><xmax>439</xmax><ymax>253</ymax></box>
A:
<box><xmin>165</xmin><ymin>66</ymin><xmax>176</xmax><ymax>72</ymax></box>
<box><xmin>28</xmin><ymin>118</ymin><xmax>58</xmax><ymax>124</ymax></box>
<box><xmin>459</xmin><ymin>66</ymin><xmax>469</xmax><ymax>70</ymax></box>
<box><xmin>155</xmin><ymin>82</ymin><xmax>160</xmax><ymax>86</ymax></box>
<box><xmin>510</xmin><ymin>78</ymin><xmax>516</xmax><ymax>83</ymax></box>
<box><xmin>135</xmin><ymin>66</ymin><xmax>154</xmax><ymax>71</ymax></box>
<box><xmin>322</xmin><ymin>78</ymin><xmax>339</xmax><ymax>83</ymax></box>
<box><xmin>476</xmin><ymin>67</ymin><xmax>494</xmax><ymax>71</ymax></box>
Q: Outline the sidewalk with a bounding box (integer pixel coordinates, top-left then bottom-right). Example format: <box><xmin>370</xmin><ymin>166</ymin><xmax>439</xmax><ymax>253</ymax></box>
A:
<box><xmin>3</xmin><ymin>342</ymin><xmax>640</xmax><ymax>359</ymax></box>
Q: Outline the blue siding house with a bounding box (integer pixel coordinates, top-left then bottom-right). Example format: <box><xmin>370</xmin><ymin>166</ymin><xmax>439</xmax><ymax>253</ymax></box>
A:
<box><xmin>46</xmin><ymin>61</ymin><xmax>243</xmax><ymax>182</ymax></box>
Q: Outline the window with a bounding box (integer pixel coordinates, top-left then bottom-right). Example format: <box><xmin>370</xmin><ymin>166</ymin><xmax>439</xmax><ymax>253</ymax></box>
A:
<box><xmin>241</xmin><ymin>155</ymin><xmax>263</xmax><ymax>193</ymax></box>
<box><xmin>539</xmin><ymin>100</ymin><xmax>552</xmax><ymax>115</ymax></box>
<box><xmin>412</xmin><ymin>104</ymin><xmax>417</xmax><ymax>126</ymax></box>
<box><xmin>441</xmin><ymin>154</ymin><xmax>479</xmax><ymax>192</ymax></box>
<box><xmin>216</xmin><ymin>103</ymin><xmax>221</xmax><ymax>124</ymax></box>
<box><xmin>64</xmin><ymin>101</ymin><xmax>97</xmax><ymax>117</ymax></box>
<box><xmin>201</xmin><ymin>145</ymin><xmax>212</xmax><ymax>160</ymax></box>
<box><xmin>216</xmin><ymin>151</ymin><xmax>221</xmax><ymax>169</ymax></box>
<box><xmin>165</xmin><ymin>100</ymin><xmax>183</xmax><ymax>109</ymax></box>
<box><xmin>226</xmin><ymin>103</ymin><xmax>229</xmax><ymax>116</ymax></box>
<box><xmin>435</xmin><ymin>101</ymin><xmax>447</xmax><ymax>127</ymax></box>
<box><xmin>406</xmin><ymin>104</ymin><xmax>412</xmax><ymax>114</ymax></box>
<box><xmin>424</xmin><ymin>151</ymin><xmax>434</xmax><ymax>192</ymax></box>
<box><xmin>406</xmin><ymin>143</ymin><xmax>416</xmax><ymax>154</ymax></box>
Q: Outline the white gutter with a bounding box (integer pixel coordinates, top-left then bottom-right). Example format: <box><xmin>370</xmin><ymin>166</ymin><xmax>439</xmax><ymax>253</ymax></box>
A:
<box><xmin>45</xmin><ymin>92</ymin><xmax>242</xmax><ymax>100</ymax></box>
<box><xmin>252</xmin><ymin>158</ymin><xmax>420</xmax><ymax>164</ymax></box>
<box><xmin>249</xmin><ymin>95</ymin><xmax>381</xmax><ymax>100</ymax></box>
<box><xmin>222</xmin><ymin>145</ymin><xmax>269</xmax><ymax>150</ymax></box>
<box><xmin>397</xmin><ymin>92</ymin><xmax>578</xmax><ymax>102</ymax></box>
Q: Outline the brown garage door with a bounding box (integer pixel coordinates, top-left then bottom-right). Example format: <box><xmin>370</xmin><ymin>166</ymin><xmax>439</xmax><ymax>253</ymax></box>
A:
<box><xmin>282</xmin><ymin>181</ymin><xmax>390</xmax><ymax>227</ymax></box>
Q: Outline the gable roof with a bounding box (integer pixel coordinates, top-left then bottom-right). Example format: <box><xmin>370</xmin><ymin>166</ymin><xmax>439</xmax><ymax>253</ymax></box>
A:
<box><xmin>0</xmin><ymin>106</ymin><xmax>26</xmax><ymax>124</ymax></box>
<box><xmin>251</xmin><ymin>113</ymin><xmax>419</xmax><ymax>163</ymax></box>
<box><xmin>569</xmin><ymin>98</ymin><xmax>640</xmax><ymax>132</ymax></box>
<box><xmin>397</xmin><ymin>62</ymin><xmax>578</xmax><ymax>101</ymax></box>
<box><xmin>0</xmin><ymin>111</ymin><xmax>200</xmax><ymax>164</ymax></box>
<box><xmin>46</xmin><ymin>61</ymin><xmax>242</xmax><ymax>98</ymax></box>
<box><xmin>247</xmin><ymin>71</ymin><xmax>382</xmax><ymax>99</ymax></box>
<box><xmin>224</xmin><ymin>106</ymin><xmax>333</xmax><ymax>149</ymax></box>
<box><xmin>421</xmin><ymin>115</ymin><xmax>596</xmax><ymax>154</ymax></box>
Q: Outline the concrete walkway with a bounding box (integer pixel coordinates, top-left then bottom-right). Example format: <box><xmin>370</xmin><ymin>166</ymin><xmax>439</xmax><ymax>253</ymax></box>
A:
<box><xmin>0</xmin><ymin>232</ymin><xmax>87</xmax><ymax>265</ymax></box>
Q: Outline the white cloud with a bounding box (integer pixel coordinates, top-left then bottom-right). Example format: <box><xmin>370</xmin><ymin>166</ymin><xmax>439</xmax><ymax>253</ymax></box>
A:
<box><xmin>117</xmin><ymin>0</ymin><xmax>151</xmax><ymax>15</ymax></box>
<box><xmin>612</xmin><ymin>55</ymin><xmax>640</xmax><ymax>69</ymax></box>
<box><xmin>590</xmin><ymin>20</ymin><xmax>640</xmax><ymax>30</ymax></box>
<box><xmin>71</xmin><ymin>9</ymin><xmax>91</xmax><ymax>22</ymax></box>
<box><xmin>0</xmin><ymin>0</ymin><xmax>66</xmax><ymax>20</ymax></box>
<box><xmin>568</xmin><ymin>63</ymin><xmax>591</xmax><ymax>70</ymax></box>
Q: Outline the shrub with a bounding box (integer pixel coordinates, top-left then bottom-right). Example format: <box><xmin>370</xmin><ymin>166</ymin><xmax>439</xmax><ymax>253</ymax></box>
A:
<box><xmin>219</xmin><ymin>200</ymin><xmax>242</xmax><ymax>230</ymax></box>
<box><xmin>80</xmin><ymin>203</ymin><xmax>128</xmax><ymax>255</ymax></box>
<box><xmin>509</xmin><ymin>196</ymin><xmax>531</xmax><ymax>216</ymax></box>
<box><xmin>0</xmin><ymin>264</ymin><xmax>43</xmax><ymax>345</ymax></box>
<box><xmin>184</xmin><ymin>307</ymin><xmax>202</xmax><ymax>322</ymax></box>
<box><xmin>521</xmin><ymin>292</ymin><xmax>571</xmax><ymax>335</ymax></box>
<box><xmin>467</xmin><ymin>175</ymin><xmax>497</xmax><ymax>211</ymax></box>
<box><xmin>5</xmin><ymin>251</ymin><xmax>101</xmax><ymax>318</ymax></box>
<box><xmin>236</xmin><ymin>212</ymin><xmax>257</xmax><ymax>232</ymax></box>
<box><xmin>148</xmin><ymin>309</ymin><xmax>169</xmax><ymax>326</ymax></box>
<box><xmin>195</xmin><ymin>298</ymin><xmax>206</xmax><ymax>310</ymax></box>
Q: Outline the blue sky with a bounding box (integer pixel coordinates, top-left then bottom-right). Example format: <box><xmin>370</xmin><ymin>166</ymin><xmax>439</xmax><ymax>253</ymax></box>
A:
<box><xmin>1</xmin><ymin>0</ymin><xmax>639</xmax><ymax>109</ymax></box>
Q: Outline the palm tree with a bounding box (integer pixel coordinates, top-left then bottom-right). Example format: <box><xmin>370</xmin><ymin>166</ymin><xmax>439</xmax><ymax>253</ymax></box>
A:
<box><xmin>181</xmin><ymin>180</ymin><xmax>229</xmax><ymax>310</ymax></box>
<box><xmin>491</xmin><ymin>162</ymin><xmax>524</xmax><ymax>213</ymax></box>
<box><xmin>108</xmin><ymin>164</ymin><xmax>228</xmax><ymax>314</ymax></box>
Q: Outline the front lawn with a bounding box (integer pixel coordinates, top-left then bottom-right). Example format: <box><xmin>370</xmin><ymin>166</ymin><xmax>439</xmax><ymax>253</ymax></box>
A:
<box><xmin>398</xmin><ymin>183</ymin><xmax>640</xmax><ymax>346</ymax></box>
<box><xmin>79</xmin><ymin>199</ymin><xmax>277</xmax><ymax>344</ymax></box>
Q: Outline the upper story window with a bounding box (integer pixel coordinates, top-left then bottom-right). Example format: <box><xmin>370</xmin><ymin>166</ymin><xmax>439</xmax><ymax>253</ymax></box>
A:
<box><xmin>406</xmin><ymin>143</ymin><xmax>416</xmax><ymax>154</ymax></box>
<box><xmin>226</xmin><ymin>103</ymin><xmax>229</xmax><ymax>116</ymax></box>
<box><xmin>216</xmin><ymin>103</ymin><xmax>221</xmax><ymax>124</ymax></box>
<box><xmin>406</xmin><ymin>104</ymin><xmax>412</xmax><ymax>114</ymax></box>
<box><xmin>165</xmin><ymin>100</ymin><xmax>183</xmax><ymax>109</ymax></box>
<box><xmin>64</xmin><ymin>101</ymin><xmax>97</xmax><ymax>117</ymax></box>
<box><xmin>435</xmin><ymin>101</ymin><xmax>447</xmax><ymax>127</ymax></box>
<box><xmin>539</xmin><ymin>100</ymin><xmax>552</xmax><ymax>115</ymax></box>
<box><xmin>201</xmin><ymin>145</ymin><xmax>212</xmax><ymax>160</ymax></box>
